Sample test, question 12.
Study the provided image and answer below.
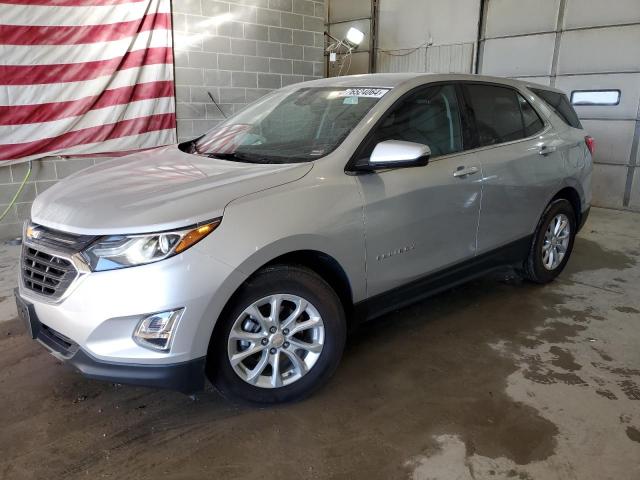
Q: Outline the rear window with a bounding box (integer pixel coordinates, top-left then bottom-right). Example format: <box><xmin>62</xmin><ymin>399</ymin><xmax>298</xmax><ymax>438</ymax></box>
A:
<box><xmin>463</xmin><ymin>84</ymin><xmax>544</xmax><ymax>147</ymax></box>
<box><xmin>530</xmin><ymin>88</ymin><xmax>582</xmax><ymax>129</ymax></box>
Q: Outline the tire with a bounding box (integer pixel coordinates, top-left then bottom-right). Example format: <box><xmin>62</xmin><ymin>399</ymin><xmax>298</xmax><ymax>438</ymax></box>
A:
<box><xmin>523</xmin><ymin>198</ymin><xmax>576</xmax><ymax>284</ymax></box>
<box><xmin>207</xmin><ymin>264</ymin><xmax>346</xmax><ymax>404</ymax></box>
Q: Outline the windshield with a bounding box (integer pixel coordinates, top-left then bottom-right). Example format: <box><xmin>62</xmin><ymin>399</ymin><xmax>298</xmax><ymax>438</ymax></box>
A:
<box><xmin>193</xmin><ymin>87</ymin><xmax>388</xmax><ymax>163</ymax></box>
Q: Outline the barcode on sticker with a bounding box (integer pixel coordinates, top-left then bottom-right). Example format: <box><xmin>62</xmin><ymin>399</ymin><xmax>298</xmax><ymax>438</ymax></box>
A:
<box><xmin>338</xmin><ymin>88</ymin><xmax>389</xmax><ymax>98</ymax></box>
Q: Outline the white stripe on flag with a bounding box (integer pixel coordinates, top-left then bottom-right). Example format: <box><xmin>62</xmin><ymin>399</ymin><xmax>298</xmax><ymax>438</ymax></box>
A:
<box><xmin>1</xmin><ymin>64</ymin><xmax>173</xmax><ymax>106</ymax></box>
<box><xmin>3</xmin><ymin>97</ymin><xmax>175</xmax><ymax>144</ymax></box>
<box><xmin>0</xmin><ymin>0</ymin><xmax>169</xmax><ymax>27</ymax></box>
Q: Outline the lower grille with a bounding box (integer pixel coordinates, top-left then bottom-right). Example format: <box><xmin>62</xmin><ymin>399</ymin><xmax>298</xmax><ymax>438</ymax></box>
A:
<box><xmin>39</xmin><ymin>323</ymin><xmax>78</xmax><ymax>357</ymax></box>
<box><xmin>22</xmin><ymin>247</ymin><xmax>77</xmax><ymax>299</ymax></box>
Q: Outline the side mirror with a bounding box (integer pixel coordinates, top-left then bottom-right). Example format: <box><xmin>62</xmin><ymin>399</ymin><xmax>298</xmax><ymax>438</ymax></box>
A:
<box><xmin>367</xmin><ymin>140</ymin><xmax>431</xmax><ymax>170</ymax></box>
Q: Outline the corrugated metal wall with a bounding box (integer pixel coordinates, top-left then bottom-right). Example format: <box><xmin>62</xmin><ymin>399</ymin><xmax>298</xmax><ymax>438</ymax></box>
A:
<box><xmin>377</xmin><ymin>42</ymin><xmax>475</xmax><ymax>73</ymax></box>
<box><xmin>478</xmin><ymin>0</ymin><xmax>640</xmax><ymax>210</ymax></box>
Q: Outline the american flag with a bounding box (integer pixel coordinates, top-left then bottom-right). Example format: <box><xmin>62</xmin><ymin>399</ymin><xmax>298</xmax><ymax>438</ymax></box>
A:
<box><xmin>0</xmin><ymin>0</ymin><xmax>177</xmax><ymax>164</ymax></box>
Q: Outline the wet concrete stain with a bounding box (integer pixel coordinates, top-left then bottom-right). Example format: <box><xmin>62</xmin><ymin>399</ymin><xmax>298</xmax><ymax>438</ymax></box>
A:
<box><xmin>614</xmin><ymin>306</ymin><xmax>640</xmax><ymax>314</ymax></box>
<box><xmin>564</xmin><ymin>238</ymin><xmax>636</xmax><ymax>275</ymax></box>
<box><xmin>595</xmin><ymin>389</ymin><xmax>618</xmax><ymax>400</ymax></box>
<box><xmin>592</xmin><ymin>363</ymin><xmax>640</xmax><ymax>377</ymax></box>
<box><xmin>549</xmin><ymin>346</ymin><xmax>581</xmax><ymax>371</ymax></box>
<box><xmin>626</xmin><ymin>426</ymin><xmax>640</xmax><ymax>444</ymax></box>
<box><xmin>592</xmin><ymin>347</ymin><xmax>614</xmax><ymax>362</ymax></box>
<box><xmin>618</xmin><ymin>380</ymin><xmax>640</xmax><ymax>401</ymax></box>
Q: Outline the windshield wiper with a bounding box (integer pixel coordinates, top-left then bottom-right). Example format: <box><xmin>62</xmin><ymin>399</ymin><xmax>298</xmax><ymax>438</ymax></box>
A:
<box><xmin>204</xmin><ymin>152</ymin><xmax>266</xmax><ymax>163</ymax></box>
<box><xmin>205</xmin><ymin>151</ymin><xmax>305</xmax><ymax>164</ymax></box>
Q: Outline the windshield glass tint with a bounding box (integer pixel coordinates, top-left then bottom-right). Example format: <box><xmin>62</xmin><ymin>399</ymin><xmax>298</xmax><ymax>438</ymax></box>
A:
<box><xmin>194</xmin><ymin>87</ymin><xmax>387</xmax><ymax>163</ymax></box>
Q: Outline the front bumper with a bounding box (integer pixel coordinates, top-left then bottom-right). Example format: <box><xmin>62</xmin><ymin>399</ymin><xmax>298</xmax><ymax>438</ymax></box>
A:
<box><xmin>16</xmin><ymin>234</ymin><xmax>248</xmax><ymax>392</ymax></box>
<box><xmin>16</xmin><ymin>288</ymin><xmax>206</xmax><ymax>393</ymax></box>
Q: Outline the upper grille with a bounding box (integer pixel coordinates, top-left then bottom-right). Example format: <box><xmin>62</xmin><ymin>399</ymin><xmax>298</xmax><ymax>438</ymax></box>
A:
<box><xmin>21</xmin><ymin>246</ymin><xmax>78</xmax><ymax>299</ymax></box>
<box><xmin>26</xmin><ymin>223</ymin><xmax>97</xmax><ymax>253</ymax></box>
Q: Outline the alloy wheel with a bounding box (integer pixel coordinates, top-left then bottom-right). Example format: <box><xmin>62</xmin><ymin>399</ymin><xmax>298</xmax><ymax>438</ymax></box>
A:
<box><xmin>542</xmin><ymin>213</ymin><xmax>571</xmax><ymax>270</ymax></box>
<box><xmin>227</xmin><ymin>294</ymin><xmax>325</xmax><ymax>389</ymax></box>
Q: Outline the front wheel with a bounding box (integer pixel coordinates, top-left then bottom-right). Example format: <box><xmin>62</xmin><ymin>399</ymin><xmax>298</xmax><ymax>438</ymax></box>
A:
<box><xmin>207</xmin><ymin>265</ymin><xmax>346</xmax><ymax>404</ymax></box>
<box><xmin>523</xmin><ymin>198</ymin><xmax>576</xmax><ymax>284</ymax></box>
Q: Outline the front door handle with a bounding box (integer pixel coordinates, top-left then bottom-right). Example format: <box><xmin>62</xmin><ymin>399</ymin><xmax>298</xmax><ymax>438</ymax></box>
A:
<box><xmin>453</xmin><ymin>166</ymin><xmax>479</xmax><ymax>178</ymax></box>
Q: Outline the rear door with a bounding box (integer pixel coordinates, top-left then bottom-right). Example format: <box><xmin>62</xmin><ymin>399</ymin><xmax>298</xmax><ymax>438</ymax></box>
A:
<box><xmin>461</xmin><ymin>83</ymin><xmax>566</xmax><ymax>253</ymax></box>
<box><xmin>355</xmin><ymin>83</ymin><xmax>482</xmax><ymax>297</ymax></box>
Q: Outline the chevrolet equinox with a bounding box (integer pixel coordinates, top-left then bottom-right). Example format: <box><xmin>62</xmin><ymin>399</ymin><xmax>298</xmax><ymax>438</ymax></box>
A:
<box><xmin>15</xmin><ymin>74</ymin><xmax>593</xmax><ymax>403</ymax></box>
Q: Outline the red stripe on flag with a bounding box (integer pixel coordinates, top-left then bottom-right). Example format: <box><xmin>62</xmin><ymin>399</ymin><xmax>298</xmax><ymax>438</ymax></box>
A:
<box><xmin>0</xmin><ymin>81</ymin><xmax>175</xmax><ymax>125</ymax></box>
<box><xmin>0</xmin><ymin>47</ymin><xmax>173</xmax><ymax>86</ymax></box>
<box><xmin>0</xmin><ymin>0</ymin><xmax>145</xmax><ymax>5</ymax></box>
<box><xmin>0</xmin><ymin>113</ymin><xmax>176</xmax><ymax>160</ymax></box>
<box><xmin>0</xmin><ymin>13</ymin><xmax>171</xmax><ymax>46</ymax></box>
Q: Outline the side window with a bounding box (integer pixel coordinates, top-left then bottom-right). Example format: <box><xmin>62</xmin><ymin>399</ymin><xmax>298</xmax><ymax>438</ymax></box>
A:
<box><xmin>530</xmin><ymin>88</ymin><xmax>582</xmax><ymax>129</ymax></box>
<box><xmin>518</xmin><ymin>94</ymin><xmax>545</xmax><ymax>137</ymax></box>
<box><xmin>364</xmin><ymin>84</ymin><xmax>463</xmax><ymax>158</ymax></box>
<box><xmin>464</xmin><ymin>84</ymin><xmax>529</xmax><ymax>146</ymax></box>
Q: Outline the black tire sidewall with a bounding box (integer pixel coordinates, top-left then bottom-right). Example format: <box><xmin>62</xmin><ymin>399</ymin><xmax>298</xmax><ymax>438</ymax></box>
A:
<box><xmin>207</xmin><ymin>265</ymin><xmax>346</xmax><ymax>404</ymax></box>
<box><xmin>527</xmin><ymin>199</ymin><xmax>576</xmax><ymax>283</ymax></box>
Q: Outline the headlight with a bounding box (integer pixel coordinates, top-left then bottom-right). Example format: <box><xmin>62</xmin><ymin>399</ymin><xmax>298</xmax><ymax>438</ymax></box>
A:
<box><xmin>83</xmin><ymin>219</ymin><xmax>221</xmax><ymax>271</ymax></box>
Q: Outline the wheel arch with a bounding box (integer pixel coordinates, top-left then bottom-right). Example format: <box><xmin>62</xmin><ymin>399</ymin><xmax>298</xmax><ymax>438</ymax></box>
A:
<box><xmin>207</xmin><ymin>248</ymin><xmax>356</xmax><ymax>356</ymax></box>
<box><xmin>551</xmin><ymin>186</ymin><xmax>583</xmax><ymax>227</ymax></box>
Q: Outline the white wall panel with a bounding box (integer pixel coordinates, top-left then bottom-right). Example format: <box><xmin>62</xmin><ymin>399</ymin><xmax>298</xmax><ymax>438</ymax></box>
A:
<box><xmin>378</xmin><ymin>0</ymin><xmax>479</xmax><ymax>50</ymax></box>
<box><xmin>581</xmin><ymin>120</ymin><xmax>636</xmax><ymax>165</ymax></box>
<box><xmin>377</xmin><ymin>48</ymin><xmax>426</xmax><ymax>73</ymax></box>
<box><xmin>485</xmin><ymin>0</ymin><xmax>559</xmax><ymax>37</ymax></box>
<box><xmin>514</xmin><ymin>76</ymin><xmax>552</xmax><ymax>86</ymax></box>
<box><xmin>425</xmin><ymin>43</ymin><xmax>475</xmax><ymax>73</ymax></box>
<box><xmin>591</xmin><ymin>164</ymin><xmax>628</xmax><ymax>208</ymax></box>
<box><xmin>342</xmin><ymin>51</ymin><xmax>370</xmax><ymax>75</ymax></box>
<box><xmin>328</xmin><ymin>0</ymin><xmax>370</xmax><ymax>23</ymax></box>
<box><xmin>554</xmin><ymin>73</ymin><xmax>640</xmax><ymax>120</ymax></box>
<box><xmin>557</xmin><ymin>25</ymin><xmax>640</xmax><ymax>75</ymax></box>
<box><xmin>564</xmin><ymin>0</ymin><xmax>640</xmax><ymax>29</ymax></box>
<box><xmin>481</xmin><ymin>34</ymin><xmax>555</xmax><ymax>77</ymax></box>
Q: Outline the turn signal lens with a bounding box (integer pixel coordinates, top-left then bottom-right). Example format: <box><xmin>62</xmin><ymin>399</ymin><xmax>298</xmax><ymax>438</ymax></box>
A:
<box><xmin>133</xmin><ymin>309</ymin><xmax>183</xmax><ymax>351</ymax></box>
<box><xmin>175</xmin><ymin>220</ymin><xmax>221</xmax><ymax>253</ymax></box>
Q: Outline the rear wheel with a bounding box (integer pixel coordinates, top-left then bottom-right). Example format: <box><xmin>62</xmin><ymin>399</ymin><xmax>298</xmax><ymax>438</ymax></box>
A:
<box><xmin>523</xmin><ymin>198</ymin><xmax>576</xmax><ymax>283</ymax></box>
<box><xmin>207</xmin><ymin>265</ymin><xmax>346</xmax><ymax>404</ymax></box>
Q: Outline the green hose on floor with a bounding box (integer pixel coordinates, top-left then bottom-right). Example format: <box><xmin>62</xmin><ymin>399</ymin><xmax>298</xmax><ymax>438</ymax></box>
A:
<box><xmin>0</xmin><ymin>160</ymin><xmax>32</xmax><ymax>222</ymax></box>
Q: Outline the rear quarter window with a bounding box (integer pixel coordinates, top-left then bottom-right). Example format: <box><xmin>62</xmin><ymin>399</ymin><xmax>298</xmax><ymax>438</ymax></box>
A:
<box><xmin>463</xmin><ymin>84</ymin><xmax>544</xmax><ymax>147</ymax></box>
<box><xmin>530</xmin><ymin>88</ymin><xmax>582</xmax><ymax>129</ymax></box>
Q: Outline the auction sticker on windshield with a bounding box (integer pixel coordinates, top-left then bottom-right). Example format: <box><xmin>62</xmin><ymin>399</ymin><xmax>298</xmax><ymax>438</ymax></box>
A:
<box><xmin>338</xmin><ymin>88</ymin><xmax>389</xmax><ymax>98</ymax></box>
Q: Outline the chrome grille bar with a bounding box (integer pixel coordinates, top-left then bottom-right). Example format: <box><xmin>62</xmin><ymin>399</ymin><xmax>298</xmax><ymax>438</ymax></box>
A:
<box><xmin>21</xmin><ymin>246</ymin><xmax>78</xmax><ymax>299</ymax></box>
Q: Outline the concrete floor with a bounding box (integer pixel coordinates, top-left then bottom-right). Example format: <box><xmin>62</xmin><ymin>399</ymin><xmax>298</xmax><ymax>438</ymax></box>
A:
<box><xmin>0</xmin><ymin>207</ymin><xmax>639</xmax><ymax>480</ymax></box>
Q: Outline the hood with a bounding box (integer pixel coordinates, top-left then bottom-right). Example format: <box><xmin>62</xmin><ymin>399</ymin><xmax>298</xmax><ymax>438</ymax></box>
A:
<box><xmin>31</xmin><ymin>145</ymin><xmax>313</xmax><ymax>235</ymax></box>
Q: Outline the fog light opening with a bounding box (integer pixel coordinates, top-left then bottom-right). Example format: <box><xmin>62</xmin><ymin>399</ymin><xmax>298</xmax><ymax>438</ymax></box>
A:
<box><xmin>133</xmin><ymin>309</ymin><xmax>183</xmax><ymax>351</ymax></box>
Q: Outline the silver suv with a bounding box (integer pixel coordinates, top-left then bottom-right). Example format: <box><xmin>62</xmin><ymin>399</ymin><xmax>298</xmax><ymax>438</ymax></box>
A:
<box><xmin>15</xmin><ymin>74</ymin><xmax>593</xmax><ymax>403</ymax></box>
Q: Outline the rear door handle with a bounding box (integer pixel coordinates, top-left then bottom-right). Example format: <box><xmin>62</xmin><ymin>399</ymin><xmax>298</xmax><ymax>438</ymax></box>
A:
<box><xmin>453</xmin><ymin>166</ymin><xmax>479</xmax><ymax>178</ymax></box>
<box><xmin>539</xmin><ymin>145</ymin><xmax>558</xmax><ymax>155</ymax></box>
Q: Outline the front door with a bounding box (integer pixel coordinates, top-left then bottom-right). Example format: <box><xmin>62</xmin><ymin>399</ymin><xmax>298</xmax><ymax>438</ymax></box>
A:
<box><xmin>355</xmin><ymin>84</ymin><xmax>482</xmax><ymax>298</ymax></box>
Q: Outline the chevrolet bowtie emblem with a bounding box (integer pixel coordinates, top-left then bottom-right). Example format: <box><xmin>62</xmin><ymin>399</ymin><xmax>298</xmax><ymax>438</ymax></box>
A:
<box><xmin>26</xmin><ymin>225</ymin><xmax>43</xmax><ymax>240</ymax></box>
